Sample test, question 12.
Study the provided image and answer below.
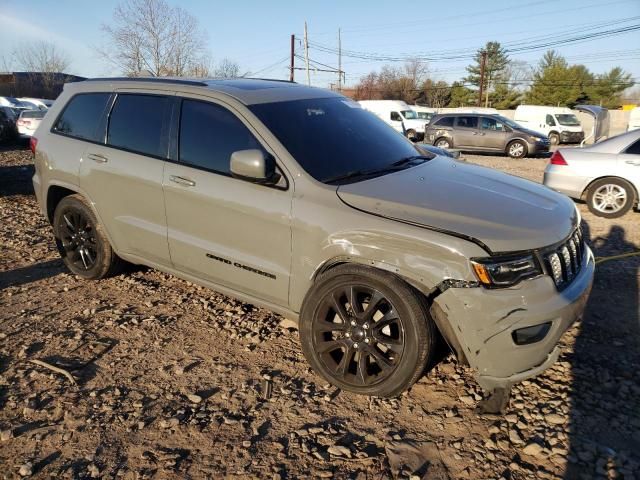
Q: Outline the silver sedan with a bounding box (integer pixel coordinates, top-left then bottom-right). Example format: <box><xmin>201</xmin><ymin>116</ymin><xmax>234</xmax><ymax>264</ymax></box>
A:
<box><xmin>543</xmin><ymin>129</ymin><xmax>640</xmax><ymax>218</ymax></box>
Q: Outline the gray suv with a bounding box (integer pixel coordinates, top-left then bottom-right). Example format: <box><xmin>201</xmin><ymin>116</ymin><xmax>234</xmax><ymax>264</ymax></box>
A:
<box><xmin>32</xmin><ymin>78</ymin><xmax>593</xmax><ymax>407</ymax></box>
<box><xmin>426</xmin><ymin>113</ymin><xmax>550</xmax><ymax>158</ymax></box>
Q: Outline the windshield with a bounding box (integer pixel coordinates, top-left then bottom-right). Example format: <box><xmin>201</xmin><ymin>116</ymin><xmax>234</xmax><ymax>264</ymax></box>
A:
<box><xmin>249</xmin><ymin>97</ymin><xmax>431</xmax><ymax>184</ymax></box>
<box><xmin>490</xmin><ymin>115</ymin><xmax>523</xmax><ymax>130</ymax></box>
<box><xmin>556</xmin><ymin>114</ymin><xmax>580</xmax><ymax>126</ymax></box>
<box><xmin>416</xmin><ymin>112</ymin><xmax>434</xmax><ymax>121</ymax></box>
<box><xmin>401</xmin><ymin>109</ymin><xmax>418</xmax><ymax>120</ymax></box>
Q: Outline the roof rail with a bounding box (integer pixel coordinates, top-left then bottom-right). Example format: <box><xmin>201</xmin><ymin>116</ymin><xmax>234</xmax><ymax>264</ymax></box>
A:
<box><xmin>84</xmin><ymin>77</ymin><xmax>208</xmax><ymax>86</ymax></box>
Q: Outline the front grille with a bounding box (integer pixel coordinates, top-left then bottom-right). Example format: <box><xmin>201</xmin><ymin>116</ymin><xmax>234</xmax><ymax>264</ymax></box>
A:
<box><xmin>543</xmin><ymin>227</ymin><xmax>585</xmax><ymax>290</ymax></box>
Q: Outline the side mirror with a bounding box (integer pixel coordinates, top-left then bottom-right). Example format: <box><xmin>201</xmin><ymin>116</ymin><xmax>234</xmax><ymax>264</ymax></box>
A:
<box><xmin>230</xmin><ymin>149</ymin><xmax>279</xmax><ymax>184</ymax></box>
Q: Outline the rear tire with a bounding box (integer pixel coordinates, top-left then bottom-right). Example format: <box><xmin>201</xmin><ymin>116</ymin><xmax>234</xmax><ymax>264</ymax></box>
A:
<box><xmin>53</xmin><ymin>194</ymin><xmax>124</xmax><ymax>279</ymax></box>
<box><xmin>507</xmin><ymin>140</ymin><xmax>527</xmax><ymax>159</ymax></box>
<box><xmin>586</xmin><ymin>178</ymin><xmax>635</xmax><ymax>218</ymax></box>
<box><xmin>299</xmin><ymin>264</ymin><xmax>437</xmax><ymax>397</ymax></box>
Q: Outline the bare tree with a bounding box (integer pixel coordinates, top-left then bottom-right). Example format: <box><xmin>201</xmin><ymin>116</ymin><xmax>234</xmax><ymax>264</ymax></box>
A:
<box><xmin>13</xmin><ymin>41</ymin><xmax>70</xmax><ymax>73</ymax></box>
<box><xmin>98</xmin><ymin>0</ymin><xmax>207</xmax><ymax>77</ymax></box>
<box><xmin>213</xmin><ymin>58</ymin><xmax>241</xmax><ymax>79</ymax></box>
<box><xmin>12</xmin><ymin>41</ymin><xmax>71</xmax><ymax>98</ymax></box>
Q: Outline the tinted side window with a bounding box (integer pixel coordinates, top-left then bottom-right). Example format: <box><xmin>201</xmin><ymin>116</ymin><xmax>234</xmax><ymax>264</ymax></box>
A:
<box><xmin>456</xmin><ymin>116</ymin><xmax>478</xmax><ymax>128</ymax></box>
<box><xmin>390</xmin><ymin>111</ymin><xmax>402</xmax><ymax>121</ymax></box>
<box><xmin>434</xmin><ymin>116</ymin><xmax>454</xmax><ymax>127</ymax></box>
<box><xmin>179</xmin><ymin>99</ymin><xmax>263</xmax><ymax>174</ymax></box>
<box><xmin>53</xmin><ymin>93</ymin><xmax>110</xmax><ymax>141</ymax></box>
<box><xmin>107</xmin><ymin>94</ymin><xmax>169</xmax><ymax>158</ymax></box>
<box><xmin>546</xmin><ymin>114</ymin><xmax>556</xmax><ymax>126</ymax></box>
<box><xmin>625</xmin><ymin>139</ymin><xmax>640</xmax><ymax>155</ymax></box>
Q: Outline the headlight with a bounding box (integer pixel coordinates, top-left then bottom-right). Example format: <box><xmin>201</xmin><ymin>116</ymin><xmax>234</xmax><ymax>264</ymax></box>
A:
<box><xmin>471</xmin><ymin>254</ymin><xmax>542</xmax><ymax>287</ymax></box>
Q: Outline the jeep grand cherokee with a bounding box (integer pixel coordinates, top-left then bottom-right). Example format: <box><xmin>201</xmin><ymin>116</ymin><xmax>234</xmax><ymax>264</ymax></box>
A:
<box><xmin>31</xmin><ymin>78</ymin><xmax>594</xmax><ymax>404</ymax></box>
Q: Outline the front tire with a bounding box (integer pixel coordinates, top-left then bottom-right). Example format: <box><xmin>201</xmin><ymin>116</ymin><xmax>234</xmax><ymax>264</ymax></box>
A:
<box><xmin>549</xmin><ymin>132</ymin><xmax>560</xmax><ymax>145</ymax></box>
<box><xmin>507</xmin><ymin>140</ymin><xmax>527</xmax><ymax>159</ymax></box>
<box><xmin>299</xmin><ymin>264</ymin><xmax>437</xmax><ymax>397</ymax></box>
<box><xmin>53</xmin><ymin>194</ymin><xmax>123</xmax><ymax>279</ymax></box>
<box><xmin>406</xmin><ymin>129</ymin><xmax>417</xmax><ymax>141</ymax></box>
<box><xmin>586</xmin><ymin>178</ymin><xmax>635</xmax><ymax>218</ymax></box>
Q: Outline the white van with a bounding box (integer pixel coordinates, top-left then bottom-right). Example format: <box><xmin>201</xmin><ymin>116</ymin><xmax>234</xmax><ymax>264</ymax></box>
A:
<box><xmin>411</xmin><ymin>105</ymin><xmax>437</xmax><ymax>124</ymax></box>
<box><xmin>358</xmin><ymin>100</ymin><xmax>427</xmax><ymax>140</ymax></box>
<box><xmin>514</xmin><ymin>105</ymin><xmax>584</xmax><ymax>145</ymax></box>
<box><xmin>628</xmin><ymin>107</ymin><xmax>640</xmax><ymax>132</ymax></box>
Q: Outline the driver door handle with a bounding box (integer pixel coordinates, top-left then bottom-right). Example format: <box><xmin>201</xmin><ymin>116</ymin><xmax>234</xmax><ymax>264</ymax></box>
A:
<box><xmin>169</xmin><ymin>175</ymin><xmax>196</xmax><ymax>187</ymax></box>
<box><xmin>625</xmin><ymin>159</ymin><xmax>640</xmax><ymax>166</ymax></box>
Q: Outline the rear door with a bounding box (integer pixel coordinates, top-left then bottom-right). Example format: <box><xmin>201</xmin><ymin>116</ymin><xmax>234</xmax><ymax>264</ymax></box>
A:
<box><xmin>163</xmin><ymin>95</ymin><xmax>292</xmax><ymax>307</ymax></box>
<box><xmin>453</xmin><ymin>115</ymin><xmax>480</xmax><ymax>148</ymax></box>
<box><xmin>479</xmin><ymin>116</ymin><xmax>509</xmax><ymax>151</ymax></box>
<box><xmin>619</xmin><ymin>138</ymin><xmax>640</xmax><ymax>190</ymax></box>
<box><xmin>79</xmin><ymin>90</ymin><xmax>173</xmax><ymax>267</ymax></box>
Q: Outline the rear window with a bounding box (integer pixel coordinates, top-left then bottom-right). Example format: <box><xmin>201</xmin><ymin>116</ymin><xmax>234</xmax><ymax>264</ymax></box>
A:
<box><xmin>53</xmin><ymin>93</ymin><xmax>111</xmax><ymax>141</ymax></box>
<box><xmin>21</xmin><ymin>110</ymin><xmax>46</xmax><ymax>119</ymax></box>
<box><xmin>179</xmin><ymin>99</ymin><xmax>264</xmax><ymax>174</ymax></box>
<box><xmin>107</xmin><ymin>94</ymin><xmax>170</xmax><ymax>158</ymax></box>
<box><xmin>433</xmin><ymin>116</ymin><xmax>454</xmax><ymax>127</ymax></box>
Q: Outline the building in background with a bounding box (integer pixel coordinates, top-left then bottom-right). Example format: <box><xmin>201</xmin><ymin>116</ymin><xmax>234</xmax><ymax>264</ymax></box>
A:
<box><xmin>0</xmin><ymin>72</ymin><xmax>86</xmax><ymax>100</ymax></box>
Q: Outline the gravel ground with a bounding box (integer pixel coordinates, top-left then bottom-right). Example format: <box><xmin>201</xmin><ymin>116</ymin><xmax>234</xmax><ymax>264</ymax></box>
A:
<box><xmin>0</xmin><ymin>146</ymin><xmax>639</xmax><ymax>479</ymax></box>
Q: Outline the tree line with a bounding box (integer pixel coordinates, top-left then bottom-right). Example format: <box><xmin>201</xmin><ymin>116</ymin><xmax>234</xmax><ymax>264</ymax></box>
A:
<box><xmin>352</xmin><ymin>41</ymin><xmax>634</xmax><ymax>109</ymax></box>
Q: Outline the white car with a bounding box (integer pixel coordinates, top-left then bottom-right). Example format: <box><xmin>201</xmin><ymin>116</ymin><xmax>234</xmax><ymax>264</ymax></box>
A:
<box><xmin>17</xmin><ymin>109</ymin><xmax>46</xmax><ymax>138</ymax></box>
<box><xmin>18</xmin><ymin>97</ymin><xmax>52</xmax><ymax>110</ymax></box>
<box><xmin>543</xmin><ymin>129</ymin><xmax>640</xmax><ymax>218</ymax></box>
<box><xmin>628</xmin><ymin>106</ymin><xmax>640</xmax><ymax>132</ymax></box>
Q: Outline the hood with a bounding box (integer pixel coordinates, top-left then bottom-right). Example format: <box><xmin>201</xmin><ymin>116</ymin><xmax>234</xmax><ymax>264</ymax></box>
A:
<box><xmin>515</xmin><ymin>126</ymin><xmax>549</xmax><ymax>138</ymax></box>
<box><xmin>336</xmin><ymin>157</ymin><xmax>577</xmax><ymax>253</ymax></box>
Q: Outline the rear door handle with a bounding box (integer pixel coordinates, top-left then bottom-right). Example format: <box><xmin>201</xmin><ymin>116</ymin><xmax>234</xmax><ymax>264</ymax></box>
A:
<box><xmin>87</xmin><ymin>153</ymin><xmax>108</xmax><ymax>163</ymax></box>
<box><xmin>169</xmin><ymin>175</ymin><xmax>196</xmax><ymax>187</ymax></box>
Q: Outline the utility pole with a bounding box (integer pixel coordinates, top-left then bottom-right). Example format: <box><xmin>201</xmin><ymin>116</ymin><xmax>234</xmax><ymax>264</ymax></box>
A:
<box><xmin>478</xmin><ymin>50</ymin><xmax>487</xmax><ymax>107</ymax></box>
<box><xmin>289</xmin><ymin>34</ymin><xmax>295</xmax><ymax>82</ymax></box>
<box><xmin>304</xmin><ymin>21</ymin><xmax>310</xmax><ymax>86</ymax></box>
<box><xmin>337</xmin><ymin>28</ymin><xmax>342</xmax><ymax>91</ymax></box>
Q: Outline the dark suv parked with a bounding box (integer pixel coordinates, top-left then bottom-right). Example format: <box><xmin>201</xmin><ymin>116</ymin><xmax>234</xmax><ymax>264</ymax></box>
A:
<box><xmin>425</xmin><ymin>113</ymin><xmax>550</xmax><ymax>158</ymax></box>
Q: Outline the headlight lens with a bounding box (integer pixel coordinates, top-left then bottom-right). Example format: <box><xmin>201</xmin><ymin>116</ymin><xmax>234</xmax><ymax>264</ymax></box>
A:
<box><xmin>471</xmin><ymin>255</ymin><xmax>542</xmax><ymax>287</ymax></box>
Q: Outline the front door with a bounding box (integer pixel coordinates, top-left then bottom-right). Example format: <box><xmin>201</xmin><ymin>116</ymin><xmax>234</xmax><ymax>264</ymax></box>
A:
<box><xmin>163</xmin><ymin>96</ymin><xmax>292</xmax><ymax>306</ymax></box>
<box><xmin>479</xmin><ymin>116</ymin><xmax>510</xmax><ymax>151</ymax></box>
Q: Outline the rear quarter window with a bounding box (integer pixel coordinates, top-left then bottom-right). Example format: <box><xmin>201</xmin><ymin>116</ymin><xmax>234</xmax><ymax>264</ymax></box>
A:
<box><xmin>53</xmin><ymin>93</ymin><xmax>111</xmax><ymax>141</ymax></box>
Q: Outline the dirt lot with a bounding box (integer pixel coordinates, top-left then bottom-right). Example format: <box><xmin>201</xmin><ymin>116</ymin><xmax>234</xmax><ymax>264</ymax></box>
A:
<box><xmin>1</xmin><ymin>146</ymin><xmax>639</xmax><ymax>479</ymax></box>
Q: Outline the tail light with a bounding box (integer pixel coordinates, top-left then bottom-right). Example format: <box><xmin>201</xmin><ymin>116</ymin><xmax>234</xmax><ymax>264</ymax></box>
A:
<box><xmin>30</xmin><ymin>137</ymin><xmax>38</xmax><ymax>155</ymax></box>
<box><xmin>549</xmin><ymin>151</ymin><xmax>568</xmax><ymax>165</ymax></box>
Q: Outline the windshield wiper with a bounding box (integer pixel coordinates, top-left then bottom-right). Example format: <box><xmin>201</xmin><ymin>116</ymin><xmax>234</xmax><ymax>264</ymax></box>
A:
<box><xmin>323</xmin><ymin>156</ymin><xmax>429</xmax><ymax>185</ymax></box>
<box><xmin>390</xmin><ymin>155</ymin><xmax>431</xmax><ymax>167</ymax></box>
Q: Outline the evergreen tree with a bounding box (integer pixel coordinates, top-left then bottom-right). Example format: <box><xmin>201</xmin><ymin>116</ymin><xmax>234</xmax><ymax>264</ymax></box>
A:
<box><xmin>464</xmin><ymin>41</ymin><xmax>509</xmax><ymax>107</ymax></box>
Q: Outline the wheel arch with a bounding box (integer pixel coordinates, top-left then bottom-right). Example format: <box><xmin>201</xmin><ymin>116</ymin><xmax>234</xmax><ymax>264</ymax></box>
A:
<box><xmin>45</xmin><ymin>182</ymin><xmax>120</xmax><ymax>252</ymax></box>
<box><xmin>310</xmin><ymin>258</ymin><xmax>469</xmax><ymax>365</ymax></box>
<box><xmin>581</xmin><ymin>175</ymin><xmax>639</xmax><ymax>204</ymax></box>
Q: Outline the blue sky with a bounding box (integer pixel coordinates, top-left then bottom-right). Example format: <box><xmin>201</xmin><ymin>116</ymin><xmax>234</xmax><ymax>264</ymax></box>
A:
<box><xmin>1</xmin><ymin>0</ymin><xmax>639</xmax><ymax>88</ymax></box>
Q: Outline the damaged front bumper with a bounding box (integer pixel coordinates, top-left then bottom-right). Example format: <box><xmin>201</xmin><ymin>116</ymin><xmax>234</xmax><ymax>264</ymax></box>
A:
<box><xmin>432</xmin><ymin>246</ymin><xmax>594</xmax><ymax>391</ymax></box>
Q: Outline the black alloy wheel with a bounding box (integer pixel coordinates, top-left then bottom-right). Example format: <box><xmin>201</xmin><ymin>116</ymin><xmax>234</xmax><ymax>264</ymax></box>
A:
<box><xmin>57</xmin><ymin>207</ymin><xmax>98</xmax><ymax>271</ymax></box>
<box><xmin>312</xmin><ymin>284</ymin><xmax>405</xmax><ymax>387</ymax></box>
